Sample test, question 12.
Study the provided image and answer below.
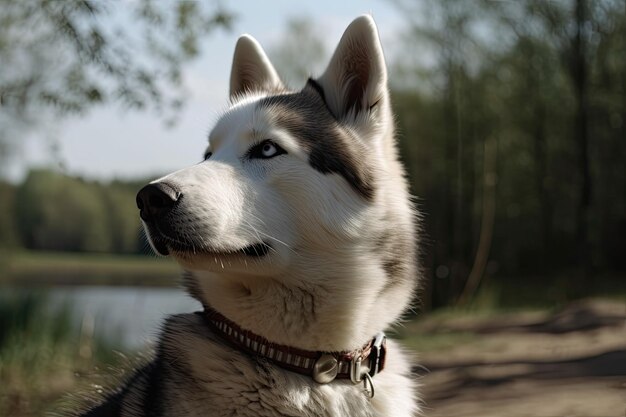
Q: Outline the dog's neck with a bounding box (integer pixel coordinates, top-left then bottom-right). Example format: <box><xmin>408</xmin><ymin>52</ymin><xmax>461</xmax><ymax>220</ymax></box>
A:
<box><xmin>200</xmin><ymin>306</ymin><xmax>387</xmax><ymax>386</ymax></box>
<box><xmin>188</xmin><ymin>255</ymin><xmax>402</xmax><ymax>352</ymax></box>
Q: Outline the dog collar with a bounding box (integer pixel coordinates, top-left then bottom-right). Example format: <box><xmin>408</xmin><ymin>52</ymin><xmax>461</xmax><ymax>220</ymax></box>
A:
<box><xmin>201</xmin><ymin>308</ymin><xmax>387</xmax><ymax>387</ymax></box>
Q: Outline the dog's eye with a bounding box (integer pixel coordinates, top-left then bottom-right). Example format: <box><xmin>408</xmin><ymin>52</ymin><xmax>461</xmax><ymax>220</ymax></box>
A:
<box><xmin>249</xmin><ymin>140</ymin><xmax>286</xmax><ymax>159</ymax></box>
<box><xmin>261</xmin><ymin>143</ymin><xmax>277</xmax><ymax>157</ymax></box>
<box><xmin>203</xmin><ymin>151</ymin><xmax>212</xmax><ymax>161</ymax></box>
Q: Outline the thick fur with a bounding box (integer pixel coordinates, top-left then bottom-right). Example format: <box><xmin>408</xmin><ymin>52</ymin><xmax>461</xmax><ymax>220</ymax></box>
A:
<box><xmin>79</xmin><ymin>15</ymin><xmax>420</xmax><ymax>417</ymax></box>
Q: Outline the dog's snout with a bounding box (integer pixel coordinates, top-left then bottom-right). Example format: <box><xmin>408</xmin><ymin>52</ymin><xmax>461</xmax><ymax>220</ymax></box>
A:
<box><xmin>136</xmin><ymin>183</ymin><xmax>180</xmax><ymax>222</ymax></box>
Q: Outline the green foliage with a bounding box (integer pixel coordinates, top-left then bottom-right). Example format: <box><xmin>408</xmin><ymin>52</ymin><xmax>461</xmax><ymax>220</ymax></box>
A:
<box><xmin>14</xmin><ymin>169</ymin><xmax>144</xmax><ymax>254</ymax></box>
<box><xmin>391</xmin><ymin>0</ymin><xmax>626</xmax><ymax>307</ymax></box>
<box><xmin>0</xmin><ymin>0</ymin><xmax>234</xmax><ymax>164</ymax></box>
<box><xmin>102</xmin><ymin>183</ymin><xmax>144</xmax><ymax>254</ymax></box>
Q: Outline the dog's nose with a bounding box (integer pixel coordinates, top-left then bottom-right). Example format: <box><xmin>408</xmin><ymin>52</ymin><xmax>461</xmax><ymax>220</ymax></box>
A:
<box><xmin>136</xmin><ymin>183</ymin><xmax>180</xmax><ymax>222</ymax></box>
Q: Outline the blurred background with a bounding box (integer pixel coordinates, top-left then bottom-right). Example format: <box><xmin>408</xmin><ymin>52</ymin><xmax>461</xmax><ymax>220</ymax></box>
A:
<box><xmin>1</xmin><ymin>1</ymin><xmax>625</xmax><ymax>416</ymax></box>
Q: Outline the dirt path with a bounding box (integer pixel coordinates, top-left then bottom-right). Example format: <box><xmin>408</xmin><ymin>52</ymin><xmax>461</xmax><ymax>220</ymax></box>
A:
<box><xmin>412</xmin><ymin>299</ymin><xmax>626</xmax><ymax>417</ymax></box>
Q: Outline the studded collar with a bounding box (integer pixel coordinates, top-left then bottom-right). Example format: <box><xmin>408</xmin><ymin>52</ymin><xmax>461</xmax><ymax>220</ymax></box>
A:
<box><xmin>201</xmin><ymin>307</ymin><xmax>387</xmax><ymax>385</ymax></box>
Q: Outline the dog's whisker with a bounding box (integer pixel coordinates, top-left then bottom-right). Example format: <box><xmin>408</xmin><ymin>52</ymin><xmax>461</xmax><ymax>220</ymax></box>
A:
<box><xmin>240</xmin><ymin>220</ymin><xmax>297</xmax><ymax>256</ymax></box>
<box><xmin>239</xmin><ymin>221</ymin><xmax>284</xmax><ymax>257</ymax></box>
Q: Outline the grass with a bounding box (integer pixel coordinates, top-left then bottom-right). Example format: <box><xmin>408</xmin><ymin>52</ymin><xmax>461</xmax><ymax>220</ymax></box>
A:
<box><xmin>0</xmin><ymin>292</ymin><xmax>128</xmax><ymax>417</ymax></box>
<box><xmin>0</xmin><ymin>250</ymin><xmax>180</xmax><ymax>286</ymax></box>
<box><xmin>425</xmin><ymin>273</ymin><xmax>626</xmax><ymax>317</ymax></box>
<box><xmin>396</xmin><ymin>273</ymin><xmax>626</xmax><ymax>353</ymax></box>
<box><xmin>0</xmin><ymin>250</ymin><xmax>179</xmax><ymax>414</ymax></box>
<box><xmin>399</xmin><ymin>330</ymin><xmax>479</xmax><ymax>353</ymax></box>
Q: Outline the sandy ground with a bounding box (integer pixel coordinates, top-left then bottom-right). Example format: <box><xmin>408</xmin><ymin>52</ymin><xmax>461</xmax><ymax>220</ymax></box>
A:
<box><xmin>412</xmin><ymin>299</ymin><xmax>626</xmax><ymax>417</ymax></box>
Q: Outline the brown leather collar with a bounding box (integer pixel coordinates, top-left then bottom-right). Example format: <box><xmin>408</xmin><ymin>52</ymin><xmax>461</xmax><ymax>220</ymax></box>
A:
<box><xmin>201</xmin><ymin>308</ymin><xmax>387</xmax><ymax>384</ymax></box>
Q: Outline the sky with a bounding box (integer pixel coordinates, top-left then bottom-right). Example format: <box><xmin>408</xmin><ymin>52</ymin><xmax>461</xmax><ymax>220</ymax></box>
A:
<box><xmin>7</xmin><ymin>0</ymin><xmax>408</xmax><ymax>183</ymax></box>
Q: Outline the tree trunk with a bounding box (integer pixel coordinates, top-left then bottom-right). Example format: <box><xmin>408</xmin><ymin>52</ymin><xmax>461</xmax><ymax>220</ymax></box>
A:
<box><xmin>572</xmin><ymin>0</ymin><xmax>592</xmax><ymax>275</ymax></box>
<box><xmin>458</xmin><ymin>135</ymin><xmax>497</xmax><ymax>305</ymax></box>
<box><xmin>532</xmin><ymin>80</ymin><xmax>552</xmax><ymax>265</ymax></box>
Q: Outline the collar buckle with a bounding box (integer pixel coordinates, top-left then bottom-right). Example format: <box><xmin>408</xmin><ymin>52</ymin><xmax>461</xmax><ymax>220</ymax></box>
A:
<box><xmin>369</xmin><ymin>332</ymin><xmax>387</xmax><ymax>377</ymax></box>
<box><xmin>350</xmin><ymin>332</ymin><xmax>386</xmax><ymax>383</ymax></box>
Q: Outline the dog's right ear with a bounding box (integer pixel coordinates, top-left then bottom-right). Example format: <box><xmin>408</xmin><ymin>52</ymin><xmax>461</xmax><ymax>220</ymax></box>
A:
<box><xmin>230</xmin><ymin>35</ymin><xmax>284</xmax><ymax>99</ymax></box>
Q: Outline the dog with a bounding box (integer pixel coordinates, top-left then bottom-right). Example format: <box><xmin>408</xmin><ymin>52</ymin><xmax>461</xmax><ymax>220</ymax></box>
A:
<box><xmin>80</xmin><ymin>15</ymin><xmax>420</xmax><ymax>417</ymax></box>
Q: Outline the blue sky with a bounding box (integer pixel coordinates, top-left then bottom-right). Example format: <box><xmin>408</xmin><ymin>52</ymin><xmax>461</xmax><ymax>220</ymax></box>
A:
<box><xmin>8</xmin><ymin>0</ymin><xmax>408</xmax><ymax>182</ymax></box>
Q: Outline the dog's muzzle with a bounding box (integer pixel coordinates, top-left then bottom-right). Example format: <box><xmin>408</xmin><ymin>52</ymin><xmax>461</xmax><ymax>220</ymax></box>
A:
<box><xmin>136</xmin><ymin>182</ymin><xmax>271</xmax><ymax>258</ymax></box>
<box><xmin>136</xmin><ymin>182</ymin><xmax>181</xmax><ymax>223</ymax></box>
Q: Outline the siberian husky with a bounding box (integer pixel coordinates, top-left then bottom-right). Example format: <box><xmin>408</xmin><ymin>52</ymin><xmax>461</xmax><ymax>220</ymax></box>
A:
<box><xmin>80</xmin><ymin>15</ymin><xmax>420</xmax><ymax>417</ymax></box>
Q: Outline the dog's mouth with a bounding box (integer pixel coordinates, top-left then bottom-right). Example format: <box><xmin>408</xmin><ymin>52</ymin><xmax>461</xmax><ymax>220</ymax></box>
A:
<box><xmin>145</xmin><ymin>227</ymin><xmax>271</xmax><ymax>259</ymax></box>
<box><xmin>239</xmin><ymin>243</ymin><xmax>272</xmax><ymax>257</ymax></box>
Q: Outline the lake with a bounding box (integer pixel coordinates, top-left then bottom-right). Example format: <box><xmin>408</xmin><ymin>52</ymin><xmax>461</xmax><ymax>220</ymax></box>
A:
<box><xmin>3</xmin><ymin>285</ymin><xmax>201</xmax><ymax>349</ymax></box>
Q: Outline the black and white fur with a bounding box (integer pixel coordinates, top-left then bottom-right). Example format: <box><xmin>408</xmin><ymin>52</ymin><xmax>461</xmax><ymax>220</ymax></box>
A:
<box><xmin>79</xmin><ymin>15</ymin><xmax>420</xmax><ymax>417</ymax></box>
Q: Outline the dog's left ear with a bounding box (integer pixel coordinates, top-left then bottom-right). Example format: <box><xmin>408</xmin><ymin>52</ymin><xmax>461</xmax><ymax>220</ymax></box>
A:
<box><xmin>317</xmin><ymin>15</ymin><xmax>389</xmax><ymax>123</ymax></box>
<box><xmin>230</xmin><ymin>35</ymin><xmax>284</xmax><ymax>99</ymax></box>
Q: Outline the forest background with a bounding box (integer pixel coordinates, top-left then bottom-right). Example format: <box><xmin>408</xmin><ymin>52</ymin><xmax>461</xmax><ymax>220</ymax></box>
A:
<box><xmin>2</xmin><ymin>0</ymin><xmax>624</xmax><ymax>307</ymax></box>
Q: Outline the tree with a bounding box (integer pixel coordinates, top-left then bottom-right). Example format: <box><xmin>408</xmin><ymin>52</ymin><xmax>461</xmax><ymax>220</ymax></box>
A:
<box><xmin>391</xmin><ymin>0</ymin><xmax>626</xmax><ymax>306</ymax></box>
<box><xmin>393</xmin><ymin>0</ymin><xmax>496</xmax><ymax>306</ymax></box>
<box><xmin>268</xmin><ymin>18</ymin><xmax>327</xmax><ymax>87</ymax></box>
<box><xmin>102</xmin><ymin>181</ymin><xmax>143</xmax><ymax>254</ymax></box>
<box><xmin>0</xmin><ymin>181</ymin><xmax>19</xmax><ymax>248</ymax></box>
<box><xmin>0</xmin><ymin>0</ymin><xmax>233</xmax><ymax>167</ymax></box>
<box><xmin>485</xmin><ymin>0</ymin><xmax>626</xmax><ymax>275</ymax></box>
<box><xmin>16</xmin><ymin>170</ymin><xmax>113</xmax><ymax>252</ymax></box>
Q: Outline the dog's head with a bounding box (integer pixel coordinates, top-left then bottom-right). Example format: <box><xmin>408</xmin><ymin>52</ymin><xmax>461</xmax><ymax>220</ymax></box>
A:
<box><xmin>137</xmin><ymin>16</ymin><xmax>418</xmax><ymax>351</ymax></box>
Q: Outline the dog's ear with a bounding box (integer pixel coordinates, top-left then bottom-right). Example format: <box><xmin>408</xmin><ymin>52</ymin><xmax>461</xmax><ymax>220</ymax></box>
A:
<box><xmin>230</xmin><ymin>35</ymin><xmax>284</xmax><ymax>99</ymax></box>
<box><xmin>316</xmin><ymin>15</ymin><xmax>389</xmax><ymax>123</ymax></box>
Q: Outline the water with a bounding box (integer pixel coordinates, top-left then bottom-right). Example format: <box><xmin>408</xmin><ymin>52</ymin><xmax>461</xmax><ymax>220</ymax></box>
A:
<box><xmin>3</xmin><ymin>285</ymin><xmax>200</xmax><ymax>349</ymax></box>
